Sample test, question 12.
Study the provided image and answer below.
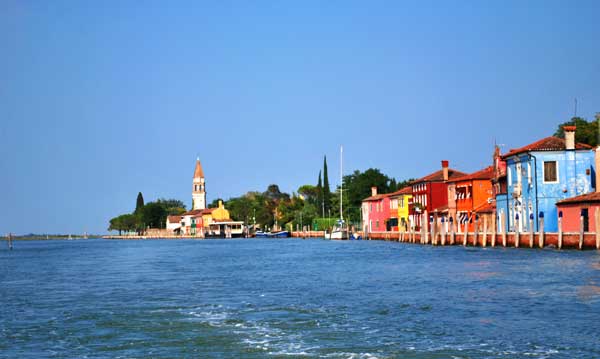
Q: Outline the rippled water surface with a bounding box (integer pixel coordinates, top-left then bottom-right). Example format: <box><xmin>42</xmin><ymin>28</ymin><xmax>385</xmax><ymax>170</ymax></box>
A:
<box><xmin>1</xmin><ymin>238</ymin><xmax>600</xmax><ymax>358</ymax></box>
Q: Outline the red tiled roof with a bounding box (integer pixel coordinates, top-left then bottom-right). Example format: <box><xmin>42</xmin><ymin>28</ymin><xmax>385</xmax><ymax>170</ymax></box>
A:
<box><xmin>502</xmin><ymin>136</ymin><xmax>592</xmax><ymax>158</ymax></box>
<box><xmin>412</xmin><ymin>168</ymin><xmax>467</xmax><ymax>183</ymax></box>
<box><xmin>182</xmin><ymin>209</ymin><xmax>204</xmax><ymax>216</ymax></box>
<box><xmin>167</xmin><ymin>215</ymin><xmax>182</xmax><ymax>223</ymax></box>
<box><xmin>556</xmin><ymin>192</ymin><xmax>600</xmax><ymax>205</ymax></box>
<box><xmin>449</xmin><ymin>166</ymin><xmax>494</xmax><ymax>183</ymax></box>
<box><xmin>362</xmin><ymin>193</ymin><xmax>390</xmax><ymax>202</ymax></box>
<box><xmin>387</xmin><ymin>186</ymin><xmax>412</xmax><ymax>198</ymax></box>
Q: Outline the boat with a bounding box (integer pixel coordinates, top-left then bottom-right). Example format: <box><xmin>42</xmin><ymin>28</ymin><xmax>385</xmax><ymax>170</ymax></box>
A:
<box><xmin>255</xmin><ymin>230</ymin><xmax>290</xmax><ymax>238</ymax></box>
<box><xmin>325</xmin><ymin>145</ymin><xmax>349</xmax><ymax>240</ymax></box>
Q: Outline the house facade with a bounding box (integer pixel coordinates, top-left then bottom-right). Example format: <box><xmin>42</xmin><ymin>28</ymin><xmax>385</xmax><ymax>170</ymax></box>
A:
<box><xmin>501</xmin><ymin>126</ymin><xmax>595</xmax><ymax>232</ymax></box>
<box><xmin>447</xmin><ymin>166</ymin><xmax>494</xmax><ymax>233</ymax></box>
<box><xmin>361</xmin><ymin>187</ymin><xmax>392</xmax><ymax>232</ymax></box>
<box><xmin>409</xmin><ymin>160</ymin><xmax>466</xmax><ymax>230</ymax></box>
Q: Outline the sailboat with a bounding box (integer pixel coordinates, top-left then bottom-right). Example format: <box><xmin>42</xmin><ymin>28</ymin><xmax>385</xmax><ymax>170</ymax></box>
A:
<box><xmin>325</xmin><ymin>146</ymin><xmax>349</xmax><ymax>240</ymax></box>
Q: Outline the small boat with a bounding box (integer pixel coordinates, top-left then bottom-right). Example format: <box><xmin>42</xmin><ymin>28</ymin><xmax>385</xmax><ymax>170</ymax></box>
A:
<box><xmin>255</xmin><ymin>231</ymin><xmax>290</xmax><ymax>238</ymax></box>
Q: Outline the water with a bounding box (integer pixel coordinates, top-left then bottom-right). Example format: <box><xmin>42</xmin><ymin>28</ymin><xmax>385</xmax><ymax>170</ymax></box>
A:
<box><xmin>1</xmin><ymin>239</ymin><xmax>599</xmax><ymax>358</ymax></box>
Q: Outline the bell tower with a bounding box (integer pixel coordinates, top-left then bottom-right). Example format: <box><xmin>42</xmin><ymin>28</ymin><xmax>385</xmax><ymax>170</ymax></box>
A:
<box><xmin>192</xmin><ymin>157</ymin><xmax>206</xmax><ymax>210</ymax></box>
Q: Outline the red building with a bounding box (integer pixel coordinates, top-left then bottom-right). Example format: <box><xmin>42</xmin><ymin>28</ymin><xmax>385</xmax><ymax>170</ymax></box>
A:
<box><xmin>410</xmin><ymin>160</ymin><xmax>466</xmax><ymax>230</ymax></box>
<box><xmin>361</xmin><ymin>187</ymin><xmax>392</xmax><ymax>232</ymax></box>
<box><xmin>556</xmin><ymin>192</ymin><xmax>600</xmax><ymax>232</ymax></box>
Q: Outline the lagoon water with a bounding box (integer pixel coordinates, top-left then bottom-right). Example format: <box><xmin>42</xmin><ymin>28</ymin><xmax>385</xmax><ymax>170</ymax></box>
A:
<box><xmin>1</xmin><ymin>238</ymin><xmax>599</xmax><ymax>358</ymax></box>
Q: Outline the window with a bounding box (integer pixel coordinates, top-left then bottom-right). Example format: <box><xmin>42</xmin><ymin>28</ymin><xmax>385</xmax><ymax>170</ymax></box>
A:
<box><xmin>400</xmin><ymin>197</ymin><xmax>404</xmax><ymax>208</ymax></box>
<box><xmin>508</xmin><ymin>167</ymin><xmax>512</xmax><ymax>185</ymax></box>
<box><xmin>376</xmin><ymin>220</ymin><xmax>379</xmax><ymax>229</ymax></box>
<box><xmin>527</xmin><ymin>163</ymin><xmax>532</xmax><ymax>184</ymax></box>
<box><xmin>543</xmin><ymin>161</ymin><xmax>558</xmax><ymax>182</ymax></box>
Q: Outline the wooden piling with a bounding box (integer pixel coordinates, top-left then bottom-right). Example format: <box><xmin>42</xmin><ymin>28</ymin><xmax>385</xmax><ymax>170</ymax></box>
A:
<box><xmin>515</xmin><ymin>228</ymin><xmax>520</xmax><ymax>248</ymax></box>
<box><xmin>491</xmin><ymin>213</ymin><xmax>496</xmax><ymax>247</ymax></box>
<box><xmin>463</xmin><ymin>224</ymin><xmax>468</xmax><ymax>246</ymax></box>
<box><xmin>529</xmin><ymin>223</ymin><xmax>534</xmax><ymax>249</ymax></box>
<box><xmin>501</xmin><ymin>212</ymin><xmax>507</xmax><ymax>247</ymax></box>
<box><xmin>596</xmin><ymin>208</ymin><xmax>600</xmax><ymax>250</ymax></box>
<box><xmin>474</xmin><ymin>217</ymin><xmax>479</xmax><ymax>247</ymax></box>
<box><xmin>450</xmin><ymin>220</ymin><xmax>455</xmax><ymax>245</ymax></box>
<box><xmin>8</xmin><ymin>232</ymin><xmax>13</xmax><ymax>250</ymax></box>
<box><xmin>539</xmin><ymin>217</ymin><xmax>545</xmax><ymax>249</ymax></box>
<box><xmin>558</xmin><ymin>217</ymin><xmax>563</xmax><ymax>250</ymax></box>
<box><xmin>579</xmin><ymin>215</ymin><xmax>584</xmax><ymax>250</ymax></box>
<box><xmin>441</xmin><ymin>219</ymin><xmax>446</xmax><ymax>246</ymax></box>
<box><xmin>482</xmin><ymin>216</ymin><xmax>487</xmax><ymax>247</ymax></box>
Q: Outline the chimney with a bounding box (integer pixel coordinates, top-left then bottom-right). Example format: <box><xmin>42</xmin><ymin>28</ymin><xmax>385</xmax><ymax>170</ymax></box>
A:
<box><xmin>371</xmin><ymin>186</ymin><xmax>378</xmax><ymax>197</ymax></box>
<box><xmin>596</xmin><ymin>147</ymin><xmax>600</xmax><ymax>193</ymax></box>
<box><xmin>564</xmin><ymin>125</ymin><xmax>576</xmax><ymax>150</ymax></box>
<box><xmin>441</xmin><ymin>160</ymin><xmax>449</xmax><ymax>181</ymax></box>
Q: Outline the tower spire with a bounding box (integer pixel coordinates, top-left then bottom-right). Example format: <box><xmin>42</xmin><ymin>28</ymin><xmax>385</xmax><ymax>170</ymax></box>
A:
<box><xmin>192</xmin><ymin>157</ymin><xmax>206</xmax><ymax>210</ymax></box>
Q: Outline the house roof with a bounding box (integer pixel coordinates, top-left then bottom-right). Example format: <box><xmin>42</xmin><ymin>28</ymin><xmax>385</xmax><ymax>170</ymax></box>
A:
<box><xmin>502</xmin><ymin>136</ymin><xmax>592</xmax><ymax>159</ymax></box>
<box><xmin>387</xmin><ymin>186</ymin><xmax>412</xmax><ymax>198</ymax></box>
<box><xmin>167</xmin><ymin>215</ymin><xmax>182</xmax><ymax>223</ymax></box>
<box><xmin>412</xmin><ymin>168</ymin><xmax>467</xmax><ymax>184</ymax></box>
<box><xmin>193</xmin><ymin>158</ymin><xmax>204</xmax><ymax>178</ymax></box>
<box><xmin>556</xmin><ymin>192</ymin><xmax>600</xmax><ymax>205</ymax></box>
<box><xmin>362</xmin><ymin>193</ymin><xmax>390</xmax><ymax>202</ymax></box>
<box><xmin>182</xmin><ymin>208</ymin><xmax>214</xmax><ymax>217</ymax></box>
<box><xmin>449</xmin><ymin>166</ymin><xmax>494</xmax><ymax>183</ymax></box>
<box><xmin>182</xmin><ymin>209</ymin><xmax>204</xmax><ymax>216</ymax></box>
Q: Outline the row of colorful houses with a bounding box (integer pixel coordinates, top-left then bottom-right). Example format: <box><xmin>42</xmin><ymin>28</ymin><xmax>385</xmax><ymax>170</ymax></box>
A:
<box><xmin>362</xmin><ymin>126</ymin><xmax>600</xmax><ymax>234</ymax></box>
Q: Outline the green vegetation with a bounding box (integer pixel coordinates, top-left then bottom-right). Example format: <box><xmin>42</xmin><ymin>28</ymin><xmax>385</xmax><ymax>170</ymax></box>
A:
<box><xmin>220</xmin><ymin>158</ymin><xmax>411</xmax><ymax>232</ymax></box>
<box><xmin>554</xmin><ymin>115</ymin><xmax>600</xmax><ymax>146</ymax></box>
<box><xmin>108</xmin><ymin>194</ymin><xmax>186</xmax><ymax>234</ymax></box>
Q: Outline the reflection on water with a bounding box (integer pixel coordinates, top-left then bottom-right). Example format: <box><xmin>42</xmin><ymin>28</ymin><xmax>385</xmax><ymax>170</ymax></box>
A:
<box><xmin>0</xmin><ymin>239</ymin><xmax>599</xmax><ymax>358</ymax></box>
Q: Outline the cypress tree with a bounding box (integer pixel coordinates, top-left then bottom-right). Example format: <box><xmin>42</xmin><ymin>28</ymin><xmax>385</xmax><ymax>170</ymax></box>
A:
<box><xmin>323</xmin><ymin>156</ymin><xmax>331</xmax><ymax>215</ymax></box>
<box><xmin>135</xmin><ymin>192</ymin><xmax>144</xmax><ymax>213</ymax></box>
<box><xmin>317</xmin><ymin>171</ymin><xmax>323</xmax><ymax>217</ymax></box>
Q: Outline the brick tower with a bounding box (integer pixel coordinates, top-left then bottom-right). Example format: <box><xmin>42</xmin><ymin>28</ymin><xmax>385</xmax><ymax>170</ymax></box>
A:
<box><xmin>192</xmin><ymin>158</ymin><xmax>206</xmax><ymax>210</ymax></box>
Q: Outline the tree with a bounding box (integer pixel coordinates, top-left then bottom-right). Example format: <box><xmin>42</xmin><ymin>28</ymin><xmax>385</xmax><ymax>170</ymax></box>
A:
<box><xmin>298</xmin><ymin>184</ymin><xmax>319</xmax><ymax>205</ymax></box>
<box><xmin>135</xmin><ymin>192</ymin><xmax>144</xmax><ymax>213</ymax></box>
<box><xmin>316</xmin><ymin>171</ymin><xmax>323</xmax><ymax>216</ymax></box>
<box><xmin>323</xmin><ymin>156</ymin><xmax>331</xmax><ymax>214</ymax></box>
<box><xmin>139</xmin><ymin>202</ymin><xmax>168</xmax><ymax>229</ymax></box>
<box><xmin>108</xmin><ymin>214</ymin><xmax>137</xmax><ymax>234</ymax></box>
<box><xmin>554</xmin><ymin>116</ymin><xmax>599</xmax><ymax>147</ymax></box>
<box><xmin>156</xmin><ymin>198</ymin><xmax>186</xmax><ymax>215</ymax></box>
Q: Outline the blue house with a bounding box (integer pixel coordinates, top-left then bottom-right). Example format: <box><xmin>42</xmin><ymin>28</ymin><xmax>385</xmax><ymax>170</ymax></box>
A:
<box><xmin>498</xmin><ymin>126</ymin><xmax>595</xmax><ymax>232</ymax></box>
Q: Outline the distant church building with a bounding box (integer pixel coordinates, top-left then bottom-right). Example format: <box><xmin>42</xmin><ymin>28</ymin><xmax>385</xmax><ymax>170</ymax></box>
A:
<box><xmin>192</xmin><ymin>157</ymin><xmax>206</xmax><ymax>210</ymax></box>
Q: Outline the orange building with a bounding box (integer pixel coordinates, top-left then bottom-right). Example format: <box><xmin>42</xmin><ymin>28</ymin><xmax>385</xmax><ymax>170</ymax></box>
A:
<box><xmin>447</xmin><ymin>166</ymin><xmax>494</xmax><ymax>232</ymax></box>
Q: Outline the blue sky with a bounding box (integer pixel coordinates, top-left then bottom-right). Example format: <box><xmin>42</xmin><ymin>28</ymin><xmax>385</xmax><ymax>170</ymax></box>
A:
<box><xmin>1</xmin><ymin>0</ymin><xmax>599</xmax><ymax>234</ymax></box>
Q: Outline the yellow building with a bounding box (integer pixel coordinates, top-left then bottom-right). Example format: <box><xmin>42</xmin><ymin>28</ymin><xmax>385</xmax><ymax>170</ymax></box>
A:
<box><xmin>395</xmin><ymin>187</ymin><xmax>413</xmax><ymax>231</ymax></box>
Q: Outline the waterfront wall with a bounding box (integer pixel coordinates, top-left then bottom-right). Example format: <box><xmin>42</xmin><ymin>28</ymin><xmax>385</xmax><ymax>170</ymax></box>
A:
<box><xmin>354</xmin><ymin>230</ymin><xmax>600</xmax><ymax>250</ymax></box>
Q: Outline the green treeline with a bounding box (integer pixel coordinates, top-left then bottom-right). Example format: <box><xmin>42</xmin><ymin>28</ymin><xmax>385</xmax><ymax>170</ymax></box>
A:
<box><xmin>108</xmin><ymin>192</ymin><xmax>187</xmax><ymax>234</ymax></box>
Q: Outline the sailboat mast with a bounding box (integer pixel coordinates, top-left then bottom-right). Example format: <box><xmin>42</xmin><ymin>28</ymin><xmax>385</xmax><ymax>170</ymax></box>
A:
<box><xmin>340</xmin><ymin>145</ymin><xmax>343</xmax><ymax>221</ymax></box>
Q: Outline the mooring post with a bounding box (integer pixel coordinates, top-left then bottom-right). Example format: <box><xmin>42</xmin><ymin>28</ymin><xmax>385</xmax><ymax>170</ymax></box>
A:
<box><xmin>595</xmin><ymin>208</ymin><xmax>600</xmax><ymax>250</ymax></box>
<box><xmin>463</xmin><ymin>218</ymin><xmax>468</xmax><ymax>246</ymax></box>
<box><xmin>491</xmin><ymin>213</ymin><xmax>496</xmax><ymax>247</ymax></box>
<box><xmin>441</xmin><ymin>216</ymin><xmax>446</xmax><ymax>245</ymax></box>
<box><xmin>482</xmin><ymin>215</ymin><xmax>487</xmax><ymax>247</ymax></box>
<box><xmin>474</xmin><ymin>215</ymin><xmax>479</xmax><ymax>247</ymax></box>
<box><xmin>515</xmin><ymin>213</ymin><xmax>520</xmax><ymax>248</ymax></box>
<box><xmin>579</xmin><ymin>209</ymin><xmax>585</xmax><ymax>250</ymax></box>
<box><xmin>449</xmin><ymin>216</ymin><xmax>455</xmax><ymax>245</ymax></box>
<box><xmin>558</xmin><ymin>211</ymin><xmax>563</xmax><ymax>250</ymax></box>
<box><xmin>539</xmin><ymin>212</ymin><xmax>545</xmax><ymax>249</ymax></box>
<box><xmin>8</xmin><ymin>232</ymin><xmax>13</xmax><ymax>250</ymax></box>
<box><xmin>501</xmin><ymin>212</ymin><xmax>507</xmax><ymax>247</ymax></box>
<box><xmin>529</xmin><ymin>213</ymin><xmax>534</xmax><ymax>248</ymax></box>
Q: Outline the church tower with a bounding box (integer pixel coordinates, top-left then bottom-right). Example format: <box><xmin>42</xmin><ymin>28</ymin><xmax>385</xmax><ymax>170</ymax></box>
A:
<box><xmin>192</xmin><ymin>157</ymin><xmax>206</xmax><ymax>210</ymax></box>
